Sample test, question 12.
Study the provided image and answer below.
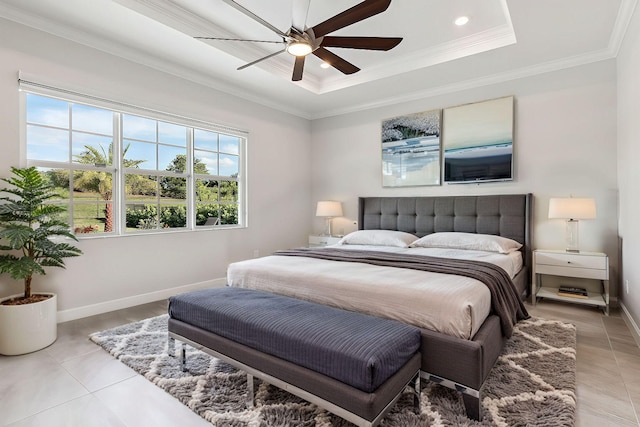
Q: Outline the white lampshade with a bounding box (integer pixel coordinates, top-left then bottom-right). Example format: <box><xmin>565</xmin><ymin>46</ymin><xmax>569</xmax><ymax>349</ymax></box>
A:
<box><xmin>548</xmin><ymin>198</ymin><xmax>596</xmax><ymax>220</ymax></box>
<box><xmin>316</xmin><ymin>201</ymin><xmax>343</xmax><ymax>218</ymax></box>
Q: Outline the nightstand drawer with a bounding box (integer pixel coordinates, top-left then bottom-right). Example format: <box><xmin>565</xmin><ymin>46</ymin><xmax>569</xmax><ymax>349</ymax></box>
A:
<box><xmin>535</xmin><ymin>252</ymin><xmax>607</xmax><ymax>270</ymax></box>
<box><xmin>534</xmin><ymin>251</ymin><xmax>608</xmax><ymax>280</ymax></box>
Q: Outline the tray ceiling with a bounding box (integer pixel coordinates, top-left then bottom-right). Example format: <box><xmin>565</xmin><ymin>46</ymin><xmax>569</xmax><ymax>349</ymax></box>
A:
<box><xmin>0</xmin><ymin>0</ymin><xmax>635</xmax><ymax>118</ymax></box>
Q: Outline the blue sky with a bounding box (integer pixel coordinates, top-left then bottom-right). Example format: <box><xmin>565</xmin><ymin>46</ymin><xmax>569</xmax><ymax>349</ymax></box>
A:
<box><xmin>26</xmin><ymin>93</ymin><xmax>240</xmax><ymax>176</ymax></box>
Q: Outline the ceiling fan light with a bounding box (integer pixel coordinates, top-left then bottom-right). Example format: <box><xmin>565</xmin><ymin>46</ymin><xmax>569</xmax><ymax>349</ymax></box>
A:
<box><xmin>287</xmin><ymin>42</ymin><xmax>313</xmax><ymax>56</ymax></box>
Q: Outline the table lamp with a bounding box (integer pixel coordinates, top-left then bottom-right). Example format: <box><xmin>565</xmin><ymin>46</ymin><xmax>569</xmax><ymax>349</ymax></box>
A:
<box><xmin>548</xmin><ymin>197</ymin><xmax>596</xmax><ymax>252</ymax></box>
<box><xmin>316</xmin><ymin>201</ymin><xmax>343</xmax><ymax>236</ymax></box>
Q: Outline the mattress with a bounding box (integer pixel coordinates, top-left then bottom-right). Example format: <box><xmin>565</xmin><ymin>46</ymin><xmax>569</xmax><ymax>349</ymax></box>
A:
<box><xmin>227</xmin><ymin>245</ymin><xmax>522</xmax><ymax>340</ymax></box>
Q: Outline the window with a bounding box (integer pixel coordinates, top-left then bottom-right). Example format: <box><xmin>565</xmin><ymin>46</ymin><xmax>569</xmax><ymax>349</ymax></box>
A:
<box><xmin>22</xmin><ymin>89</ymin><xmax>245</xmax><ymax>236</ymax></box>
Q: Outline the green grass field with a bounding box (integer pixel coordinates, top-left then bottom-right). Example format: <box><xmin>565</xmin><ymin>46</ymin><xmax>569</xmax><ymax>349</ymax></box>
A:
<box><xmin>66</xmin><ymin>191</ymin><xmax>186</xmax><ymax>232</ymax></box>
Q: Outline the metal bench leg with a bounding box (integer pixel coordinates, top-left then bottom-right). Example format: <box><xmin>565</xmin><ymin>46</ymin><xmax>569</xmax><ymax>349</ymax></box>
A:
<box><xmin>180</xmin><ymin>342</ymin><xmax>187</xmax><ymax>372</ymax></box>
<box><xmin>246</xmin><ymin>374</ymin><xmax>255</xmax><ymax>408</ymax></box>
<box><xmin>167</xmin><ymin>336</ymin><xmax>175</xmax><ymax>356</ymax></box>
<box><xmin>411</xmin><ymin>372</ymin><xmax>421</xmax><ymax>414</ymax></box>
<box><xmin>462</xmin><ymin>393</ymin><xmax>482</xmax><ymax>421</ymax></box>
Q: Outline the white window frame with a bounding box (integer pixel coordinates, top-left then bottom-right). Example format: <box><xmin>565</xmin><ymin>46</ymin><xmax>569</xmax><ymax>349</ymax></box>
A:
<box><xmin>19</xmin><ymin>79</ymin><xmax>247</xmax><ymax>237</ymax></box>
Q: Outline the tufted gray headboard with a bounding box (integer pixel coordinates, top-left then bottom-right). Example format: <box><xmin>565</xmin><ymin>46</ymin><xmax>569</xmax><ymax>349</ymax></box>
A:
<box><xmin>358</xmin><ymin>194</ymin><xmax>533</xmax><ymax>273</ymax></box>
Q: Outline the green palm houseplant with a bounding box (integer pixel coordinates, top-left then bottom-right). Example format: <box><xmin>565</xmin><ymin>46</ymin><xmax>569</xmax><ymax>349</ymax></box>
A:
<box><xmin>0</xmin><ymin>166</ymin><xmax>82</xmax><ymax>355</ymax></box>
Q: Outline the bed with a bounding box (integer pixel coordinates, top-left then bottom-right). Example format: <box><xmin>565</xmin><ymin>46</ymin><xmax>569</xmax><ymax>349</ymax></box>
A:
<box><xmin>227</xmin><ymin>194</ymin><xmax>533</xmax><ymax>420</ymax></box>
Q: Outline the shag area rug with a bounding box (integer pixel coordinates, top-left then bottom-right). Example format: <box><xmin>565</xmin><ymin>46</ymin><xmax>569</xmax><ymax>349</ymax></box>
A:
<box><xmin>90</xmin><ymin>315</ymin><xmax>576</xmax><ymax>426</ymax></box>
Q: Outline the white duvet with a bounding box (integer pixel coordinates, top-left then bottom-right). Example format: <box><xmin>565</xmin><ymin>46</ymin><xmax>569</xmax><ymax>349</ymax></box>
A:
<box><xmin>226</xmin><ymin>245</ymin><xmax>523</xmax><ymax>340</ymax></box>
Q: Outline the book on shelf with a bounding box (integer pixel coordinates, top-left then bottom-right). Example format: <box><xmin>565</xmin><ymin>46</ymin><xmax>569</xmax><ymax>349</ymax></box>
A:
<box><xmin>557</xmin><ymin>286</ymin><xmax>589</xmax><ymax>299</ymax></box>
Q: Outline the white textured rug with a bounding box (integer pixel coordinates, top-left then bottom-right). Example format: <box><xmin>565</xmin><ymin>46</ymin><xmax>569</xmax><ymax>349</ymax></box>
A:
<box><xmin>90</xmin><ymin>315</ymin><xmax>576</xmax><ymax>426</ymax></box>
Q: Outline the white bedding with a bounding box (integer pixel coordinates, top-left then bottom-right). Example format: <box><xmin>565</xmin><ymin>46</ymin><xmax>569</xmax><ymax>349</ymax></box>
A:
<box><xmin>226</xmin><ymin>245</ymin><xmax>523</xmax><ymax>340</ymax></box>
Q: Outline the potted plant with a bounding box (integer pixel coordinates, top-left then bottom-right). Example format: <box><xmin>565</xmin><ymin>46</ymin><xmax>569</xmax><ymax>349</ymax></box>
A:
<box><xmin>0</xmin><ymin>166</ymin><xmax>82</xmax><ymax>355</ymax></box>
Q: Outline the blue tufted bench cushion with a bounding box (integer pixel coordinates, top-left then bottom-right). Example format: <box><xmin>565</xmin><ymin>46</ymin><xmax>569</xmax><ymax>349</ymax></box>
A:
<box><xmin>168</xmin><ymin>286</ymin><xmax>421</xmax><ymax>393</ymax></box>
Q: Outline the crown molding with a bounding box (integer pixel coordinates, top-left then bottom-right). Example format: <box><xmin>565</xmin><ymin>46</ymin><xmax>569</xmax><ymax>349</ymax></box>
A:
<box><xmin>310</xmin><ymin>48</ymin><xmax>615</xmax><ymax>120</ymax></box>
<box><xmin>608</xmin><ymin>0</ymin><xmax>638</xmax><ymax>56</ymax></box>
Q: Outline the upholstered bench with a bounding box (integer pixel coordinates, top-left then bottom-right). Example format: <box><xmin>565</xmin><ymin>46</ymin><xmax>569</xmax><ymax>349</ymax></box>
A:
<box><xmin>167</xmin><ymin>287</ymin><xmax>422</xmax><ymax>427</ymax></box>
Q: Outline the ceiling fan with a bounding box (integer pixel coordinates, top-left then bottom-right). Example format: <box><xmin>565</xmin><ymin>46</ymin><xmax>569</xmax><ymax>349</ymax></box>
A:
<box><xmin>196</xmin><ymin>0</ymin><xmax>403</xmax><ymax>81</ymax></box>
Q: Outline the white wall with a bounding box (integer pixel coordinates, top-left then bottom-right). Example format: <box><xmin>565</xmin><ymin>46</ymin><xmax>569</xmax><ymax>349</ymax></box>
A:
<box><xmin>0</xmin><ymin>19</ymin><xmax>312</xmax><ymax>319</ymax></box>
<box><xmin>311</xmin><ymin>60</ymin><xmax>621</xmax><ymax>301</ymax></box>
<box><xmin>617</xmin><ymin>5</ymin><xmax>640</xmax><ymax>334</ymax></box>
<box><xmin>0</xmin><ymin>15</ymin><xmax>632</xmax><ymax>327</ymax></box>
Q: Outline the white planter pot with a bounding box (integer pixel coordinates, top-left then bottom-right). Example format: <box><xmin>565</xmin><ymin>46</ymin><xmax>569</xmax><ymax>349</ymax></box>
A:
<box><xmin>0</xmin><ymin>293</ymin><xmax>57</xmax><ymax>356</ymax></box>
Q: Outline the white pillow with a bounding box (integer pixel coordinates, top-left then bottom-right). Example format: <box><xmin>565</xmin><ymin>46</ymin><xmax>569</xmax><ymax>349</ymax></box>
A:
<box><xmin>338</xmin><ymin>230</ymin><xmax>418</xmax><ymax>248</ymax></box>
<box><xmin>409</xmin><ymin>232</ymin><xmax>522</xmax><ymax>254</ymax></box>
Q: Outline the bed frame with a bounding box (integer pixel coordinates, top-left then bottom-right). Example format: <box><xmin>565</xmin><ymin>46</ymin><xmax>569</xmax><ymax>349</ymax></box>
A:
<box><xmin>358</xmin><ymin>193</ymin><xmax>533</xmax><ymax>420</ymax></box>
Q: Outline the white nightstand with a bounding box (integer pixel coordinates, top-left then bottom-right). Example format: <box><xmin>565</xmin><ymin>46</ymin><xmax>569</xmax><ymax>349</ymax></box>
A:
<box><xmin>532</xmin><ymin>249</ymin><xmax>609</xmax><ymax>315</ymax></box>
<box><xmin>308</xmin><ymin>235</ymin><xmax>342</xmax><ymax>247</ymax></box>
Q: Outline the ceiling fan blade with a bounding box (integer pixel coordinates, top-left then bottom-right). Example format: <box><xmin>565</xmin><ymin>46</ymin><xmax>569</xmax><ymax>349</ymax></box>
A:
<box><xmin>292</xmin><ymin>56</ymin><xmax>306</xmax><ymax>81</ymax></box>
<box><xmin>313</xmin><ymin>47</ymin><xmax>360</xmax><ymax>75</ymax></box>
<box><xmin>195</xmin><ymin>37</ymin><xmax>285</xmax><ymax>45</ymax></box>
<box><xmin>220</xmin><ymin>0</ymin><xmax>288</xmax><ymax>38</ymax></box>
<box><xmin>237</xmin><ymin>48</ymin><xmax>286</xmax><ymax>70</ymax></box>
<box><xmin>321</xmin><ymin>36</ymin><xmax>402</xmax><ymax>51</ymax></box>
<box><xmin>291</xmin><ymin>0</ymin><xmax>311</xmax><ymax>32</ymax></box>
<box><xmin>311</xmin><ymin>0</ymin><xmax>392</xmax><ymax>38</ymax></box>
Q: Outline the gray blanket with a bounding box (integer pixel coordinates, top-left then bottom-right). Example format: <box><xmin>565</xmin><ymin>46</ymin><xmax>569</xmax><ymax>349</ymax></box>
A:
<box><xmin>274</xmin><ymin>248</ymin><xmax>529</xmax><ymax>338</ymax></box>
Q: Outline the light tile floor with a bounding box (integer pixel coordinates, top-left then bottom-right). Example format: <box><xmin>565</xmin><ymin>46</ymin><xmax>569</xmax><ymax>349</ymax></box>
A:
<box><xmin>0</xmin><ymin>299</ymin><xmax>638</xmax><ymax>426</ymax></box>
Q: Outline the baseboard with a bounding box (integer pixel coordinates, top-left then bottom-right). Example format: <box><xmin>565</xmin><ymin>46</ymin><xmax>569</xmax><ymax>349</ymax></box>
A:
<box><xmin>620</xmin><ymin>302</ymin><xmax>640</xmax><ymax>348</ymax></box>
<box><xmin>56</xmin><ymin>278</ymin><xmax>227</xmax><ymax>323</ymax></box>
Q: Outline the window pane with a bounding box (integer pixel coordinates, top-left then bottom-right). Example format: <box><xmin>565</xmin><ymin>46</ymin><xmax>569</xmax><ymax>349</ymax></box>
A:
<box><xmin>35</xmin><ymin>167</ymin><xmax>70</xmax><ymax>227</ymax></box>
<box><xmin>160</xmin><ymin>175</ymin><xmax>187</xmax><ymax>200</ymax></box>
<box><xmin>219</xmin><ymin>180</ymin><xmax>238</xmax><ymax>202</ymax></box>
<box><xmin>125</xmin><ymin>174</ymin><xmax>158</xmax><ymax>230</ymax></box>
<box><xmin>72</xmin><ymin>104</ymin><xmax>113</xmax><ymax>135</ymax></box>
<box><xmin>196</xmin><ymin>179</ymin><xmax>218</xmax><ymax>202</ymax></box>
<box><xmin>72</xmin><ymin>170</ymin><xmax>115</xmax><ymax>232</ymax></box>
<box><xmin>123</xmin><ymin>114</ymin><xmax>156</xmax><ymax>141</ymax></box>
<box><xmin>26</xmin><ymin>94</ymin><xmax>68</xmax><ymax>128</ymax></box>
<box><xmin>220</xmin><ymin>204</ymin><xmax>239</xmax><ymax>225</ymax></box>
<box><xmin>40</xmin><ymin>168</ymin><xmax>70</xmax><ymax>197</ymax></box>
<box><xmin>125</xmin><ymin>174</ymin><xmax>157</xmax><ymax>199</ymax></box>
<box><xmin>219</xmin><ymin>134</ymin><xmax>239</xmax><ymax>155</ymax></box>
<box><xmin>72</xmin><ymin>170</ymin><xmax>114</xmax><ymax>200</ymax></box>
<box><xmin>73</xmin><ymin>201</ymin><xmax>108</xmax><ymax>234</ymax></box>
<box><xmin>160</xmin><ymin>204</ymin><xmax>187</xmax><ymax>228</ymax></box>
<box><xmin>126</xmin><ymin>204</ymin><xmax>158</xmax><ymax>230</ymax></box>
<box><xmin>219</xmin><ymin>154</ymin><xmax>239</xmax><ymax>177</ymax></box>
<box><xmin>194</xmin><ymin>150</ymin><xmax>217</xmax><ymax>175</ymax></box>
<box><xmin>159</xmin><ymin>145</ymin><xmax>186</xmax><ymax>171</ymax></box>
<box><xmin>158</xmin><ymin>122</ymin><xmax>186</xmax><ymax>147</ymax></box>
<box><xmin>72</xmin><ymin>133</ymin><xmax>113</xmax><ymax>166</ymax></box>
<box><xmin>124</xmin><ymin>140</ymin><xmax>156</xmax><ymax>170</ymax></box>
<box><xmin>195</xmin><ymin>203</ymin><xmax>219</xmax><ymax>226</ymax></box>
<box><xmin>194</xmin><ymin>129</ymin><xmax>217</xmax><ymax>151</ymax></box>
<box><xmin>27</xmin><ymin>125</ymin><xmax>69</xmax><ymax>162</ymax></box>
<box><xmin>126</xmin><ymin>174</ymin><xmax>157</xmax><ymax>196</ymax></box>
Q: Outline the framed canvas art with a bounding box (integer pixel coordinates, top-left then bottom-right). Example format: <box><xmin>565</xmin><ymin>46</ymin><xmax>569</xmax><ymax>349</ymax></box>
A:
<box><xmin>381</xmin><ymin>109</ymin><xmax>441</xmax><ymax>187</ymax></box>
<box><xmin>442</xmin><ymin>96</ymin><xmax>514</xmax><ymax>184</ymax></box>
